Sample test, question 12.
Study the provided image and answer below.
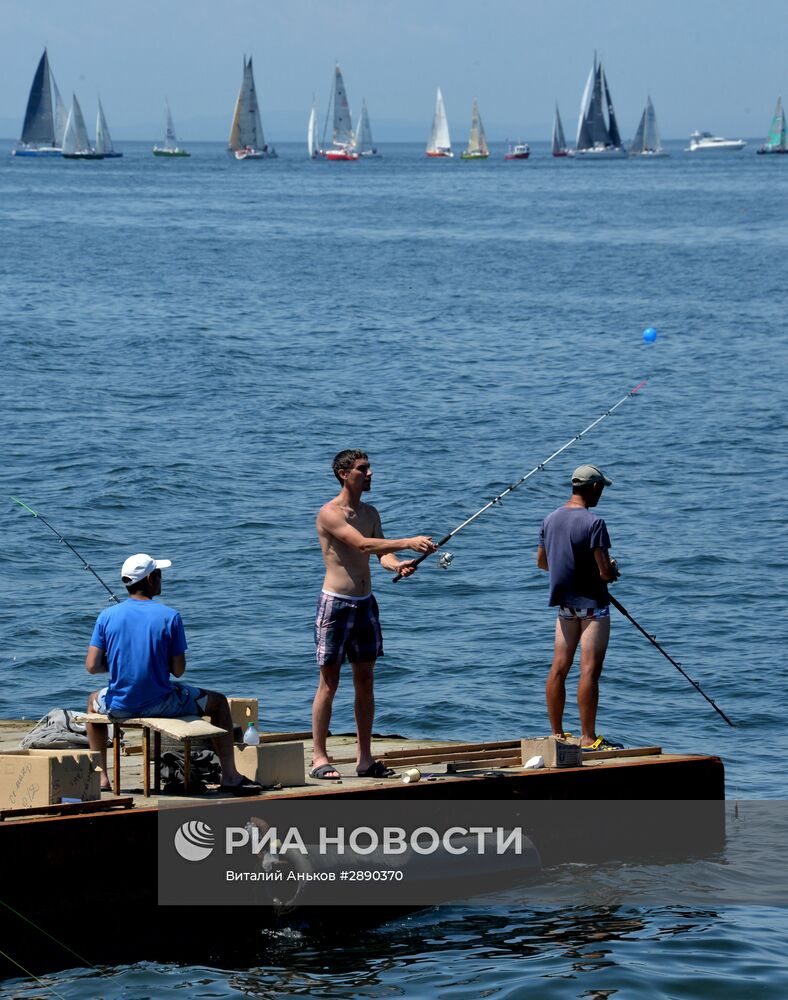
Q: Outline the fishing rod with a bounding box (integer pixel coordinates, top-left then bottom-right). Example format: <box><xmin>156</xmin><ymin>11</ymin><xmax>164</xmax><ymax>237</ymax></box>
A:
<box><xmin>10</xmin><ymin>496</ymin><xmax>121</xmax><ymax>604</ymax></box>
<box><xmin>609</xmin><ymin>595</ymin><xmax>735</xmax><ymax>727</ymax></box>
<box><xmin>393</xmin><ymin>379</ymin><xmax>648</xmax><ymax>582</ymax></box>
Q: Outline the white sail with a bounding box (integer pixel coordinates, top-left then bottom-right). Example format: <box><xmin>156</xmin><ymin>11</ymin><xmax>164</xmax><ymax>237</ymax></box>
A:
<box><xmin>95</xmin><ymin>97</ymin><xmax>114</xmax><ymax>155</ymax></box>
<box><xmin>427</xmin><ymin>87</ymin><xmax>451</xmax><ymax>154</ymax></box>
<box><xmin>52</xmin><ymin>74</ymin><xmax>68</xmax><ymax>148</ymax></box>
<box><xmin>644</xmin><ymin>96</ymin><xmax>661</xmax><ymax>150</ymax></box>
<box><xmin>62</xmin><ymin>93</ymin><xmax>92</xmax><ymax>155</ymax></box>
<box><xmin>575</xmin><ymin>64</ymin><xmax>594</xmax><ymax>148</ymax></box>
<box><xmin>355</xmin><ymin>99</ymin><xmax>373</xmax><ymax>149</ymax></box>
<box><xmin>331</xmin><ymin>65</ymin><xmax>354</xmax><ymax>146</ymax></box>
<box><xmin>307</xmin><ymin>102</ymin><xmax>317</xmax><ymax>157</ymax></box>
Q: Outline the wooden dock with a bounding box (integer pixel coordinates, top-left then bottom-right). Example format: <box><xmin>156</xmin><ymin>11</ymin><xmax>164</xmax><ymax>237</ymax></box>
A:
<box><xmin>0</xmin><ymin>718</ymin><xmax>723</xmax><ymax>810</ymax></box>
<box><xmin>0</xmin><ymin>718</ymin><xmax>724</xmax><ymax>979</ymax></box>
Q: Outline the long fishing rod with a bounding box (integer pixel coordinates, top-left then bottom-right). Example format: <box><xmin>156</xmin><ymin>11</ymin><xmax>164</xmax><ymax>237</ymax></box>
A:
<box><xmin>609</xmin><ymin>595</ymin><xmax>735</xmax><ymax>727</ymax></box>
<box><xmin>394</xmin><ymin>379</ymin><xmax>648</xmax><ymax>582</ymax></box>
<box><xmin>10</xmin><ymin>496</ymin><xmax>121</xmax><ymax>604</ymax></box>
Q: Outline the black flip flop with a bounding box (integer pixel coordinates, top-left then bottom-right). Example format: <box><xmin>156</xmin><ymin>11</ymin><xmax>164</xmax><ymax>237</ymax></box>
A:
<box><xmin>219</xmin><ymin>776</ymin><xmax>265</xmax><ymax>797</ymax></box>
<box><xmin>356</xmin><ymin>761</ymin><xmax>396</xmax><ymax>779</ymax></box>
<box><xmin>310</xmin><ymin>763</ymin><xmax>341</xmax><ymax>780</ymax></box>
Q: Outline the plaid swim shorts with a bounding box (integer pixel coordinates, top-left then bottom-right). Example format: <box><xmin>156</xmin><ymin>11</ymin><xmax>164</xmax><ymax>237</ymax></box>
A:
<box><xmin>314</xmin><ymin>590</ymin><xmax>384</xmax><ymax>667</ymax></box>
<box><xmin>558</xmin><ymin>604</ymin><xmax>610</xmax><ymax>621</ymax></box>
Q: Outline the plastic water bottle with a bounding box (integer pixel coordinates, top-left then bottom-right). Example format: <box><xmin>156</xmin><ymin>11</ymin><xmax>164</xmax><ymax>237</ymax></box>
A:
<box><xmin>243</xmin><ymin>722</ymin><xmax>260</xmax><ymax>746</ymax></box>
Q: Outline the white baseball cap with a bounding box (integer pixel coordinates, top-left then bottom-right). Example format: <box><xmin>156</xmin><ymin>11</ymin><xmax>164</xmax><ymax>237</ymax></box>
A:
<box><xmin>120</xmin><ymin>553</ymin><xmax>172</xmax><ymax>585</ymax></box>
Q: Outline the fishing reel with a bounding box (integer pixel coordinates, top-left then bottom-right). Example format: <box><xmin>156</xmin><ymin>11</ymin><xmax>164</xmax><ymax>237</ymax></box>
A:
<box><xmin>437</xmin><ymin>551</ymin><xmax>454</xmax><ymax>570</ymax></box>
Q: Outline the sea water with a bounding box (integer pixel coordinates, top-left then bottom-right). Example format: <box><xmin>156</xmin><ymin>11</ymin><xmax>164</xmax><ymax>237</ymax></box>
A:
<box><xmin>1</xmin><ymin>140</ymin><xmax>787</xmax><ymax>997</ymax></box>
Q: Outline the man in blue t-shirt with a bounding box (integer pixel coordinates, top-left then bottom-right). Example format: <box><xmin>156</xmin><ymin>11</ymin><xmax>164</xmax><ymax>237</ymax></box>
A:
<box><xmin>85</xmin><ymin>552</ymin><xmax>263</xmax><ymax>796</ymax></box>
<box><xmin>536</xmin><ymin>465</ymin><xmax>623</xmax><ymax>753</ymax></box>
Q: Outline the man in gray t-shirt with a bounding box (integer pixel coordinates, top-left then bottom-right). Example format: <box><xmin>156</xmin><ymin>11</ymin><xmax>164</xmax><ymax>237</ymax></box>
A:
<box><xmin>536</xmin><ymin>464</ymin><xmax>622</xmax><ymax>752</ymax></box>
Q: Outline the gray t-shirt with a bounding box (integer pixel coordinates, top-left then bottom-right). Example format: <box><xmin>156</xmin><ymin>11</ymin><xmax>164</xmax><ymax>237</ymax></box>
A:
<box><xmin>538</xmin><ymin>506</ymin><xmax>611</xmax><ymax>608</ymax></box>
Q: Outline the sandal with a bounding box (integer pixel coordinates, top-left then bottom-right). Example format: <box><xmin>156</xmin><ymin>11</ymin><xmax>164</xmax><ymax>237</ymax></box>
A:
<box><xmin>310</xmin><ymin>763</ymin><xmax>341</xmax><ymax>780</ymax></box>
<box><xmin>219</xmin><ymin>776</ymin><xmax>265</xmax><ymax>796</ymax></box>
<box><xmin>356</xmin><ymin>761</ymin><xmax>396</xmax><ymax>778</ymax></box>
<box><xmin>581</xmin><ymin>735</ymin><xmax>625</xmax><ymax>752</ymax></box>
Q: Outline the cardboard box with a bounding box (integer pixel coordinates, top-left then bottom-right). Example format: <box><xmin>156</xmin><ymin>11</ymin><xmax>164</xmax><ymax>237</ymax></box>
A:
<box><xmin>228</xmin><ymin>697</ymin><xmax>259</xmax><ymax>729</ymax></box>
<box><xmin>234</xmin><ymin>742</ymin><xmax>305</xmax><ymax>787</ymax></box>
<box><xmin>0</xmin><ymin>750</ymin><xmax>102</xmax><ymax>810</ymax></box>
<box><xmin>520</xmin><ymin>737</ymin><xmax>583</xmax><ymax>769</ymax></box>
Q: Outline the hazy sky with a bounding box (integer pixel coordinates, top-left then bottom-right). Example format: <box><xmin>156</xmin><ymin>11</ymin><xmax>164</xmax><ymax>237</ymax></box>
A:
<box><xmin>2</xmin><ymin>0</ymin><xmax>785</xmax><ymax>141</ymax></box>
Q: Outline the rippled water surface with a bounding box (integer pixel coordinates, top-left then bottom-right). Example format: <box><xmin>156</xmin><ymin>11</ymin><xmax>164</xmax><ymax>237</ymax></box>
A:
<box><xmin>1</xmin><ymin>140</ymin><xmax>787</xmax><ymax>996</ymax></box>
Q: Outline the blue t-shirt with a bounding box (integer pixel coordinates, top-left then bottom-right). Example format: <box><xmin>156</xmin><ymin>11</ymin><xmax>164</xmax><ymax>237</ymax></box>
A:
<box><xmin>538</xmin><ymin>506</ymin><xmax>612</xmax><ymax>608</ymax></box>
<box><xmin>90</xmin><ymin>599</ymin><xmax>188</xmax><ymax>714</ymax></box>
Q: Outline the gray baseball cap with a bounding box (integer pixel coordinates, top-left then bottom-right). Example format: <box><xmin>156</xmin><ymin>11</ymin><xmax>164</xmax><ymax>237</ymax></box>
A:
<box><xmin>571</xmin><ymin>464</ymin><xmax>613</xmax><ymax>486</ymax></box>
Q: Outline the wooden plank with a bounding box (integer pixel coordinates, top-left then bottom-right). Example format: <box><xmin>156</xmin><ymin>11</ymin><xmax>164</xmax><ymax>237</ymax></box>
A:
<box><xmin>0</xmin><ymin>796</ymin><xmax>135</xmax><ymax>820</ymax></box>
<box><xmin>581</xmin><ymin>745</ymin><xmax>662</xmax><ymax>761</ymax></box>
<box><xmin>81</xmin><ymin>714</ymin><xmax>226</xmax><ymax>740</ymax></box>
<box><xmin>379</xmin><ymin>740</ymin><xmax>520</xmax><ymax>760</ymax></box>
<box><xmin>333</xmin><ymin>746</ymin><xmax>521</xmax><ymax>766</ymax></box>
<box><xmin>446</xmin><ymin>758</ymin><xmax>521</xmax><ymax>772</ymax></box>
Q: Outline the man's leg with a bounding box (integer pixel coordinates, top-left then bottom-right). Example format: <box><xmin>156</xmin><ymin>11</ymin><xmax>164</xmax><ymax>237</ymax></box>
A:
<box><xmin>351</xmin><ymin>660</ymin><xmax>375</xmax><ymax>772</ymax></box>
<box><xmin>311</xmin><ymin>664</ymin><xmax>341</xmax><ymax>778</ymax></box>
<box><xmin>202</xmin><ymin>690</ymin><xmax>250</xmax><ymax>786</ymax></box>
<box><xmin>577</xmin><ymin>616</ymin><xmax>611</xmax><ymax>746</ymax></box>
<box><xmin>86</xmin><ymin>691</ymin><xmax>110</xmax><ymax>790</ymax></box>
<box><xmin>546</xmin><ymin>618</ymin><xmax>581</xmax><ymax>737</ymax></box>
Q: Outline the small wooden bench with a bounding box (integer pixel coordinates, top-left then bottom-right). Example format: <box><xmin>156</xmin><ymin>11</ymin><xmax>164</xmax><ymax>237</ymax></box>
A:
<box><xmin>82</xmin><ymin>714</ymin><xmax>227</xmax><ymax>796</ymax></box>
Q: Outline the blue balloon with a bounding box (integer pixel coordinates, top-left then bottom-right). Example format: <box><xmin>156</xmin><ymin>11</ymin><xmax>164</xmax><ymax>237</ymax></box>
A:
<box><xmin>643</xmin><ymin>327</ymin><xmax>658</xmax><ymax>343</ymax></box>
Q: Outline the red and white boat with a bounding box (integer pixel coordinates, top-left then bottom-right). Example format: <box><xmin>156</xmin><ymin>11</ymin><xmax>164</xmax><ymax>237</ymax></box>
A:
<box><xmin>504</xmin><ymin>140</ymin><xmax>530</xmax><ymax>160</ymax></box>
<box><xmin>426</xmin><ymin>87</ymin><xmax>453</xmax><ymax>157</ymax></box>
<box><xmin>323</xmin><ymin>144</ymin><xmax>359</xmax><ymax>161</ymax></box>
<box><xmin>318</xmin><ymin>65</ymin><xmax>360</xmax><ymax>161</ymax></box>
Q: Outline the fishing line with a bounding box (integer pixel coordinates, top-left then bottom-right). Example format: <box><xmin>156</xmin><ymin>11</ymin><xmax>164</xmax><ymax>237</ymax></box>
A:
<box><xmin>10</xmin><ymin>497</ymin><xmax>121</xmax><ymax>603</ymax></box>
<box><xmin>0</xmin><ymin>899</ymin><xmax>96</xmax><ymax>969</ymax></box>
<box><xmin>0</xmin><ymin>943</ymin><xmax>68</xmax><ymax>999</ymax></box>
<box><xmin>393</xmin><ymin>379</ymin><xmax>648</xmax><ymax>582</ymax></box>
<box><xmin>609</xmin><ymin>595</ymin><xmax>735</xmax><ymax>727</ymax></box>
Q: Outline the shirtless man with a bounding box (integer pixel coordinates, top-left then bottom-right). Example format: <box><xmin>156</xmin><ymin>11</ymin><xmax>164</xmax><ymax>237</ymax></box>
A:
<box><xmin>311</xmin><ymin>449</ymin><xmax>436</xmax><ymax>780</ymax></box>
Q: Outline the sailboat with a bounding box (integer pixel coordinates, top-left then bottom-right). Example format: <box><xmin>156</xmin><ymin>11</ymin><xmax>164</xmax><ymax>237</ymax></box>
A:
<box><xmin>320</xmin><ymin>64</ymin><xmax>359</xmax><ymax>160</ymax></box>
<box><xmin>13</xmin><ymin>49</ymin><xmax>68</xmax><ymax>156</ymax></box>
<box><xmin>629</xmin><ymin>96</ymin><xmax>668</xmax><ymax>157</ymax></box>
<box><xmin>570</xmin><ymin>53</ymin><xmax>626</xmax><ymax>159</ymax></box>
<box><xmin>95</xmin><ymin>97</ymin><xmax>122</xmax><ymax>158</ymax></box>
<box><xmin>307</xmin><ymin>101</ymin><xmax>318</xmax><ymax>158</ymax></box>
<box><xmin>757</xmin><ymin>97</ymin><xmax>788</xmax><ymax>154</ymax></box>
<box><xmin>354</xmin><ymin>99</ymin><xmax>380</xmax><ymax>157</ymax></box>
<box><xmin>551</xmin><ymin>103</ymin><xmax>568</xmax><ymax>157</ymax></box>
<box><xmin>153</xmin><ymin>99</ymin><xmax>190</xmax><ymax>156</ymax></box>
<box><xmin>426</xmin><ymin>87</ymin><xmax>452</xmax><ymax>157</ymax></box>
<box><xmin>461</xmin><ymin>99</ymin><xmax>490</xmax><ymax>159</ymax></box>
<box><xmin>62</xmin><ymin>94</ymin><xmax>103</xmax><ymax>159</ymax></box>
<box><xmin>228</xmin><ymin>56</ymin><xmax>276</xmax><ymax>159</ymax></box>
